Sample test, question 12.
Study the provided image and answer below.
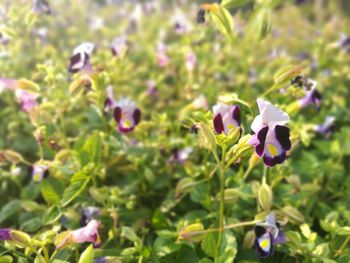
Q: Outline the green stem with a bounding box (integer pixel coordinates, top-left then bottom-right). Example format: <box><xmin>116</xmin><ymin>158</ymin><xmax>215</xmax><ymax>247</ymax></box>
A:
<box><xmin>335</xmin><ymin>236</ymin><xmax>350</xmax><ymax>257</ymax></box>
<box><xmin>215</xmin><ymin>146</ymin><xmax>227</xmax><ymax>258</ymax></box>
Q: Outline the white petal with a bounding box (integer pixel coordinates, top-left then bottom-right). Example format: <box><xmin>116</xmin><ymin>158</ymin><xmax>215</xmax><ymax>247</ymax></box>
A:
<box><xmin>251</xmin><ymin>114</ymin><xmax>264</xmax><ymax>133</ymax></box>
<box><xmin>259</xmin><ymin>99</ymin><xmax>289</xmax><ymax>126</ymax></box>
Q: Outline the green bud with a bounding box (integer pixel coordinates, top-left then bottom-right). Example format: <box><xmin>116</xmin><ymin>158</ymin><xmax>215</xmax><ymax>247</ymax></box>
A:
<box><xmin>198</xmin><ymin>123</ymin><xmax>216</xmax><ymax>151</ymax></box>
<box><xmin>17</xmin><ymin>79</ymin><xmax>40</xmax><ymax>93</ymax></box>
<box><xmin>282</xmin><ymin>205</ymin><xmax>305</xmax><ymax>225</ymax></box>
<box><xmin>9</xmin><ymin>230</ymin><xmax>31</xmax><ymax>248</ymax></box>
<box><xmin>243</xmin><ymin>230</ymin><xmax>255</xmax><ymax>249</ymax></box>
<box><xmin>179</xmin><ymin>223</ymin><xmax>205</xmax><ymax>242</ymax></box>
<box><xmin>1</xmin><ymin>150</ymin><xmax>24</xmax><ymax>163</ymax></box>
<box><xmin>273</xmin><ymin>65</ymin><xmax>302</xmax><ymax>87</ymax></box>
<box><xmin>258</xmin><ymin>183</ymin><xmax>273</xmax><ymax>211</ymax></box>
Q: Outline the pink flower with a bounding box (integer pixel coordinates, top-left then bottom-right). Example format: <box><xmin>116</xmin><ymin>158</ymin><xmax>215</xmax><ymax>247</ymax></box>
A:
<box><xmin>15</xmin><ymin>89</ymin><xmax>38</xmax><ymax>112</ymax></box>
<box><xmin>0</xmin><ymin>78</ymin><xmax>19</xmax><ymax>91</ymax></box>
<box><xmin>186</xmin><ymin>51</ymin><xmax>196</xmax><ymax>72</ymax></box>
<box><xmin>72</xmin><ymin>220</ymin><xmax>100</xmax><ymax>246</ymax></box>
<box><xmin>156</xmin><ymin>43</ymin><xmax>170</xmax><ymax>67</ymax></box>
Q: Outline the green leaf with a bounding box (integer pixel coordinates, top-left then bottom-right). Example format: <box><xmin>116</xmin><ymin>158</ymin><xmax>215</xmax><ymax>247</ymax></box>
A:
<box><xmin>0</xmin><ymin>200</ymin><xmax>21</xmax><ymax>224</ymax></box>
<box><xmin>61</xmin><ymin>171</ymin><xmax>91</xmax><ymax>207</ymax></box>
<box><xmin>216</xmin><ymin>230</ymin><xmax>237</xmax><ymax>263</ymax></box>
<box><xmin>153</xmin><ymin>237</ymin><xmax>181</xmax><ymax>258</ymax></box>
<box><xmin>209</xmin><ymin>4</ymin><xmax>234</xmax><ymax>36</ymax></box>
<box><xmin>78</xmin><ymin>245</ymin><xmax>94</xmax><ymax>263</ymax></box>
<box><xmin>121</xmin><ymin>226</ymin><xmax>141</xmax><ymax>243</ymax></box>
<box><xmin>42</xmin><ymin>206</ymin><xmax>62</xmax><ymax>225</ymax></box>
<box><xmin>40</xmin><ymin>177</ymin><xmax>65</xmax><ymax>205</ymax></box>
<box><xmin>201</xmin><ymin>231</ymin><xmax>217</xmax><ymax>258</ymax></box>
<box><xmin>221</xmin><ymin>0</ymin><xmax>251</xmax><ymax>9</ymax></box>
<box><xmin>79</xmin><ymin>132</ymin><xmax>101</xmax><ymax>165</ymax></box>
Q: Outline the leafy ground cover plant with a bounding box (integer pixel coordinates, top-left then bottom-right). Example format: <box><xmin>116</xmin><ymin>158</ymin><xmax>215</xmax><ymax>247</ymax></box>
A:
<box><xmin>0</xmin><ymin>0</ymin><xmax>350</xmax><ymax>262</ymax></box>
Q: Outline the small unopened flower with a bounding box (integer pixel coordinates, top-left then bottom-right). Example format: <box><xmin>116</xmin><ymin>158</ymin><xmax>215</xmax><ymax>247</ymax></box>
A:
<box><xmin>68</xmin><ymin>42</ymin><xmax>95</xmax><ymax>74</ymax></box>
<box><xmin>186</xmin><ymin>51</ymin><xmax>196</xmax><ymax>72</ymax></box>
<box><xmin>315</xmin><ymin>116</ymin><xmax>336</xmax><ymax>138</ymax></box>
<box><xmin>30</xmin><ymin>164</ymin><xmax>49</xmax><ymax>182</ymax></box>
<box><xmin>156</xmin><ymin>43</ymin><xmax>170</xmax><ymax>67</ymax></box>
<box><xmin>81</xmin><ymin>207</ymin><xmax>100</xmax><ymax>225</ymax></box>
<box><xmin>113</xmin><ymin>98</ymin><xmax>141</xmax><ymax>133</ymax></box>
<box><xmin>0</xmin><ymin>229</ymin><xmax>11</xmax><ymax>241</ymax></box>
<box><xmin>254</xmin><ymin>212</ymin><xmax>286</xmax><ymax>259</ymax></box>
<box><xmin>170</xmin><ymin>147</ymin><xmax>192</xmax><ymax>164</ymax></box>
<box><xmin>248</xmin><ymin>99</ymin><xmax>291</xmax><ymax>167</ymax></box>
<box><xmin>111</xmin><ymin>36</ymin><xmax>128</xmax><ymax>57</ymax></box>
<box><xmin>33</xmin><ymin>0</ymin><xmax>51</xmax><ymax>15</ymax></box>
<box><xmin>15</xmin><ymin>89</ymin><xmax>38</xmax><ymax>112</ymax></box>
<box><xmin>197</xmin><ymin>9</ymin><xmax>206</xmax><ymax>24</ymax></box>
<box><xmin>212</xmin><ymin>103</ymin><xmax>241</xmax><ymax>135</ymax></box>
<box><xmin>336</xmin><ymin>33</ymin><xmax>350</xmax><ymax>53</ymax></box>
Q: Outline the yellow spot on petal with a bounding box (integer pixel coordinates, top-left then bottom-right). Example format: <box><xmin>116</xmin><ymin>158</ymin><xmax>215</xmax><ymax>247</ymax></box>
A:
<box><xmin>33</xmin><ymin>173</ymin><xmax>42</xmax><ymax>182</ymax></box>
<box><xmin>124</xmin><ymin>119</ymin><xmax>131</xmax><ymax>128</ymax></box>
<box><xmin>260</xmin><ymin>239</ymin><xmax>270</xmax><ymax>250</ymax></box>
<box><xmin>227</xmin><ymin>124</ymin><xmax>234</xmax><ymax>129</ymax></box>
<box><xmin>267</xmin><ymin>143</ymin><xmax>278</xmax><ymax>157</ymax></box>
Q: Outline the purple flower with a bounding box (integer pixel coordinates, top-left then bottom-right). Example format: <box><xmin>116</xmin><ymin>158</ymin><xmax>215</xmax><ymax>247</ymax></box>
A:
<box><xmin>68</xmin><ymin>42</ymin><xmax>95</xmax><ymax>74</ymax></box>
<box><xmin>171</xmin><ymin>9</ymin><xmax>192</xmax><ymax>34</ymax></box>
<box><xmin>0</xmin><ymin>229</ymin><xmax>11</xmax><ymax>241</ymax></box>
<box><xmin>212</xmin><ymin>103</ymin><xmax>241</xmax><ymax>135</ymax></box>
<box><xmin>254</xmin><ymin>212</ymin><xmax>286</xmax><ymax>259</ymax></box>
<box><xmin>94</xmin><ymin>258</ymin><xmax>108</xmax><ymax>263</ymax></box>
<box><xmin>170</xmin><ymin>147</ymin><xmax>192</xmax><ymax>164</ymax></box>
<box><xmin>0</xmin><ymin>32</ymin><xmax>10</xmax><ymax>45</ymax></box>
<box><xmin>299</xmin><ymin>88</ymin><xmax>322</xmax><ymax>110</ymax></box>
<box><xmin>185</xmin><ymin>51</ymin><xmax>196</xmax><ymax>72</ymax></box>
<box><xmin>81</xmin><ymin>207</ymin><xmax>100</xmax><ymax>225</ymax></box>
<box><xmin>337</xmin><ymin>33</ymin><xmax>350</xmax><ymax>53</ymax></box>
<box><xmin>33</xmin><ymin>0</ymin><xmax>51</xmax><ymax>15</ymax></box>
<box><xmin>248</xmin><ymin>99</ymin><xmax>291</xmax><ymax>167</ymax></box>
<box><xmin>15</xmin><ymin>89</ymin><xmax>38</xmax><ymax>112</ymax></box>
<box><xmin>156</xmin><ymin>43</ymin><xmax>170</xmax><ymax>68</ymax></box>
<box><xmin>146</xmin><ymin>80</ymin><xmax>157</xmax><ymax>97</ymax></box>
<box><xmin>111</xmin><ymin>36</ymin><xmax>128</xmax><ymax>57</ymax></box>
<box><xmin>30</xmin><ymin>164</ymin><xmax>49</xmax><ymax>182</ymax></box>
<box><xmin>113</xmin><ymin>98</ymin><xmax>141</xmax><ymax>133</ymax></box>
<box><xmin>315</xmin><ymin>116</ymin><xmax>336</xmax><ymax>138</ymax></box>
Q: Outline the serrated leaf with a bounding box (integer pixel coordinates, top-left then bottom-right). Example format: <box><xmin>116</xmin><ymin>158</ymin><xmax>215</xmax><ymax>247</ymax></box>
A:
<box><xmin>40</xmin><ymin>177</ymin><xmax>65</xmax><ymax>205</ymax></box>
<box><xmin>61</xmin><ymin>172</ymin><xmax>91</xmax><ymax>207</ymax></box>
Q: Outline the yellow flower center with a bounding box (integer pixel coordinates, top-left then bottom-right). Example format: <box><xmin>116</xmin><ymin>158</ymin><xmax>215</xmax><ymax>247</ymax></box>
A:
<box><xmin>260</xmin><ymin>239</ymin><xmax>270</xmax><ymax>250</ymax></box>
<box><xmin>124</xmin><ymin>119</ymin><xmax>131</xmax><ymax>128</ymax></box>
<box><xmin>33</xmin><ymin>173</ymin><xmax>41</xmax><ymax>182</ymax></box>
<box><xmin>267</xmin><ymin>143</ymin><xmax>278</xmax><ymax>157</ymax></box>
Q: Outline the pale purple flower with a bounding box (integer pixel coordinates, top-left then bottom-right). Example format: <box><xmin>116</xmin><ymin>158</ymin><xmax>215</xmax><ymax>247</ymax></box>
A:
<box><xmin>170</xmin><ymin>147</ymin><xmax>192</xmax><ymax>164</ymax></box>
<box><xmin>111</xmin><ymin>36</ymin><xmax>128</xmax><ymax>57</ymax></box>
<box><xmin>15</xmin><ymin>89</ymin><xmax>38</xmax><ymax>112</ymax></box>
<box><xmin>254</xmin><ymin>212</ymin><xmax>286</xmax><ymax>259</ymax></box>
<box><xmin>104</xmin><ymin>85</ymin><xmax>116</xmax><ymax>113</ymax></box>
<box><xmin>68</xmin><ymin>42</ymin><xmax>95</xmax><ymax>74</ymax></box>
<box><xmin>72</xmin><ymin>220</ymin><xmax>100</xmax><ymax>246</ymax></box>
<box><xmin>30</xmin><ymin>164</ymin><xmax>49</xmax><ymax>182</ymax></box>
<box><xmin>146</xmin><ymin>80</ymin><xmax>157</xmax><ymax>96</ymax></box>
<box><xmin>81</xmin><ymin>207</ymin><xmax>100</xmax><ymax>225</ymax></box>
<box><xmin>299</xmin><ymin>88</ymin><xmax>322</xmax><ymax>110</ymax></box>
<box><xmin>186</xmin><ymin>51</ymin><xmax>196</xmax><ymax>72</ymax></box>
<box><xmin>113</xmin><ymin>98</ymin><xmax>141</xmax><ymax>133</ymax></box>
<box><xmin>171</xmin><ymin>9</ymin><xmax>192</xmax><ymax>34</ymax></box>
<box><xmin>315</xmin><ymin>116</ymin><xmax>335</xmax><ymax>138</ymax></box>
<box><xmin>156</xmin><ymin>43</ymin><xmax>170</xmax><ymax>67</ymax></box>
<box><xmin>0</xmin><ymin>78</ymin><xmax>19</xmax><ymax>92</ymax></box>
<box><xmin>336</xmin><ymin>33</ymin><xmax>350</xmax><ymax>52</ymax></box>
<box><xmin>0</xmin><ymin>32</ymin><xmax>10</xmax><ymax>45</ymax></box>
<box><xmin>248</xmin><ymin>99</ymin><xmax>291</xmax><ymax>167</ymax></box>
<box><xmin>212</xmin><ymin>103</ymin><xmax>241</xmax><ymax>135</ymax></box>
<box><xmin>33</xmin><ymin>0</ymin><xmax>51</xmax><ymax>15</ymax></box>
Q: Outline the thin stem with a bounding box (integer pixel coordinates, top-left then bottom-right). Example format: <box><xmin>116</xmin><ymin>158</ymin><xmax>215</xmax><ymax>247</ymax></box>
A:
<box><xmin>335</xmin><ymin>236</ymin><xmax>350</xmax><ymax>257</ymax></box>
<box><xmin>242</xmin><ymin>166</ymin><xmax>252</xmax><ymax>182</ymax></box>
<box><xmin>215</xmin><ymin>146</ymin><xmax>227</xmax><ymax>258</ymax></box>
<box><xmin>262</xmin><ymin>166</ymin><xmax>268</xmax><ymax>185</ymax></box>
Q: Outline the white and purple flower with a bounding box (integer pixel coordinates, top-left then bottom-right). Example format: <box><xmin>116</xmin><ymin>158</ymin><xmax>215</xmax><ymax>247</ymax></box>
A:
<box><xmin>299</xmin><ymin>88</ymin><xmax>322</xmax><ymax>110</ymax></box>
<box><xmin>30</xmin><ymin>164</ymin><xmax>49</xmax><ymax>182</ymax></box>
<box><xmin>170</xmin><ymin>147</ymin><xmax>192</xmax><ymax>164</ymax></box>
<box><xmin>248</xmin><ymin>99</ymin><xmax>291</xmax><ymax>167</ymax></box>
<box><xmin>315</xmin><ymin>116</ymin><xmax>336</xmax><ymax>138</ymax></box>
<box><xmin>212</xmin><ymin>103</ymin><xmax>241</xmax><ymax>135</ymax></box>
<box><xmin>81</xmin><ymin>207</ymin><xmax>100</xmax><ymax>225</ymax></box>
<box><xmin>113</xmin><ymin>98</ymin><xmax>141</xmax><ymax>133</ymax></box>
<box><xmin>111</xmin><ymin>36</ymin><xmax>128</xmax><ymax>57</ymax></box>
<box><xmin>254</xmin><ymin>212</ymin><xmax>286</xmax><ymax>259</ymax></box>
<box><xmin>171</xmin><ymin>9</ymin><xmax>192</xmax><ymax>34</ymax></box>
<box><xmin>68</xmin><ymin>42</ymin><xmax>95</xmax><ymax>74</ymax></box>
<box><xmin>33</xmin><ymin>0</ymin><xmax>51</xmax><ymax>15</ymax></box>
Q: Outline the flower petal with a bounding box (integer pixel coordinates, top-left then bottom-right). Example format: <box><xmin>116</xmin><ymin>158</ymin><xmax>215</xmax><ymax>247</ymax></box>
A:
<box><xmin>256</xmin><ymin>126</ymin><xmax>269</xmax><ymax>157</ymax></box>
<box><xmin>275</xmin><ymin>125</ymin><xmax>291</xmax><ymax>151</ymax></box>
<box><xmin>213</xmin><ymin>113</ymin><xmax>224</xmax><ymax>134</ymax></box>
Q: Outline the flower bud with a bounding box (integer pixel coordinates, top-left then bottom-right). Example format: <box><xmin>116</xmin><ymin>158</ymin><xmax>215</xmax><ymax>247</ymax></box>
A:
<box><xmin>282</xmin><ymin>205</ymin><xmax>305</xmax><ymax>225</ymax></box>
<box><xmin>197</xmin><ymin>123</ymin><xmax>216</xmax><ymax>151</ymax></box>
<box><xmin>0</xmin><ymin>150</ymin><xmax>24</xmax><ymax>163</ymax></box>
<box><xmin>17</xmin><ymin>79</ymin><xmax>40</xmax><ymax>93</ymax></box>
<box><xmin>243</xmin><ymin>230</ymin><xmax>255</xmax><ymax>249</ymax></box>
<box><xmin>178</xmin><ymin>223</ymin><xmax>205</xmax><ymax>242</ymax></box>
<box><xmin>9</xmin><ymin>230</ymin><xmax>31</xmax><ymax>248</ymax></box>
<box><xmin>258</xmin><ymin>183</ymin><xmax>273</xmax><ymax>211</ymax></box>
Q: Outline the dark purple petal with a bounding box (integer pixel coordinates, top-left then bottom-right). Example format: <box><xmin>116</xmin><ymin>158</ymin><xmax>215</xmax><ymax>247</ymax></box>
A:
<box><xmin>263</xmin><ymin>152</ymin><xmax>287</xmax><ymax>167</ymax></box>
<box><xmin>0</xmin><ymin>229</ymin><xmax>11</xmax><ymax>240</ymax></box>
<box><xmin>256</xmin><ymin>126</ymin><xmax>269</xmax><ymax>157</ymax></box>
<box><xmin>118</xmin><ymin>126</ymin><xmax>135</xmax><ymax>133</ymax></box>
<box><xmin>113</xmin><ymin>107</ymin><xmax>122</xmax><ymax>123</ymax></box>
<box><xmin>232</xmin><ymin>106</ymin><xmax>241</xmax><ymax>126</ymax></box>
<box><xmin>43</xmin><ymin>169</ymin><xmax>49</xmax><ymax>179</ymax></box>
<box><xmin>133</xmin><ymin>108</ymin><xmax>141</xmax><ymax>125</ymax></box>
<box><xmin>68</xmin><ymin>53</ymin><xmax>83</xmax><ymax>73</ymax></box>
<box><xmin>275</xmin><ymin>125</ymin><xmax>291</xmax><ymax>151</ymax></box>
<box><xmin>254</xmin><ymin>225</ymin><xmax>266</xmax><ymax>238</ymax></box>
<box><xmin>197</xmin><ymin>9</ymin><xmax>206</xmax><ymax>24</ymax></box>
<box><xmin>213</xmin><ymin>113</ymin><xmax>224</xmax><ymax>134</ymax></box>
